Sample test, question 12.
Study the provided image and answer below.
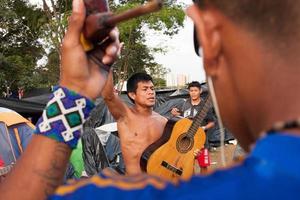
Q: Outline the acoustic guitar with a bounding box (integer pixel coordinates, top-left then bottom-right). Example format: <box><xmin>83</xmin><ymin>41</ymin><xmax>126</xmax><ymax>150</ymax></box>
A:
<box><xmin>140</xmin><ymin>96</ymin><xmax>212</xmax><ymax>182</ymax></box>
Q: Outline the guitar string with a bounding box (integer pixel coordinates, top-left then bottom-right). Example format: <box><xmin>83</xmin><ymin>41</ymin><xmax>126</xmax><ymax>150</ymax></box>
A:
<box><xmin>188</xmin><ymin>105</ymin><xmax>211</xmax><ymax>138</ymax></box>
<box><xmin>187</xmin><ymin>96</ymin><xmax>211</xmax><ymax>137</ymax></box>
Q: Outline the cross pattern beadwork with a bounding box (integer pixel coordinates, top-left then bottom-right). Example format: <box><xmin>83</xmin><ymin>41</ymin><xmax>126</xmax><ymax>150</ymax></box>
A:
<box><xmin>39</xmin><ymin>88</ymin><xmax>86</xmax><ymax>142</ymax></box>
<box><xmin>46</xmin><ymin>102</ymin><xmax>62</xmax><ymax>118</ymax></box>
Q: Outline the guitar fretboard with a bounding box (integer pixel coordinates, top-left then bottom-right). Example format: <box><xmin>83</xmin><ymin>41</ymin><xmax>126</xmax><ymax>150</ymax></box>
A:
<box><xmin>187</xmin><ymin>95</ymin><xmax>212</xmax><ymax>138</ymax></box>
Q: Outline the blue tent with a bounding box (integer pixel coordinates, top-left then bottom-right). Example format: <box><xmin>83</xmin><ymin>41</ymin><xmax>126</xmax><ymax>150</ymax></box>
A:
<box><xmin>0</xmin><ymin>107</ymin><xmax>34</xmax><ymax>167</ymax></box>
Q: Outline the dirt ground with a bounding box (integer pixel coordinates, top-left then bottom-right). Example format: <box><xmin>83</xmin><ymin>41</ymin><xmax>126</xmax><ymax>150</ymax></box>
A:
<box><xmin>194</xmin><ymin>143</ymin><xmax>243</xmax><ymax>174</ymax></box>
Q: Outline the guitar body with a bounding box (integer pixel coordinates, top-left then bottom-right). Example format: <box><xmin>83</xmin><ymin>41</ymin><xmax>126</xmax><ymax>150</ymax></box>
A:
<box><xmin>140</xmin><ymin>118</ymin><xmax>206</xmax><ymax>182</ymax></box>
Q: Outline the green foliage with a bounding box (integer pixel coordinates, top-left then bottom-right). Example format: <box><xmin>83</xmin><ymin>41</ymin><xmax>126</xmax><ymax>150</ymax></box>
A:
<box><xmin>0</xmin><ymin>54</ymin><xmax>36</xmax><ymax>92</ymax></box>
<box><xmin>39</xmin><ymin>0</ymin><xmax>72</xmax><ymax>53</ymax></box>
<box><xmin>153</xmin><ymin>77</ymin><xmax>166</xmax><ymax>88</ymax></box>
<box><xmin>111</xmin><ymin>0</ymin><xmax>184</xmax><ymax>84</ymax></box>
<box><xmin>0</xmin><ymin>0</ymin><xmax>185</xmax><ymax>96</ymax></box>
<box><xmin>34</xmin><ymin>51</ymin><xmax>60</xmax><ymax>88</ymax></box>
<box><xmin>0</xmin><ymin>0</ymin><xmax>46</xmax><ymax>95</ymax></box>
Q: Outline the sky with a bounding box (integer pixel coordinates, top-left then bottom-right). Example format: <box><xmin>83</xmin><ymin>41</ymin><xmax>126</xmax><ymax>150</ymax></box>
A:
<box><xmin>145</xmin><ymin>0</ymin><xmax>206</xmax><ymax>83</ymax></box>
<box><xmin>147</xmin><ymin>17</ymin><xmax>206</xmax><ymax>83</ymax></box>
<box><xmin>29</xmin><ymin>0</ymin><xmax>206</xmax><ymax>83</ymax></box>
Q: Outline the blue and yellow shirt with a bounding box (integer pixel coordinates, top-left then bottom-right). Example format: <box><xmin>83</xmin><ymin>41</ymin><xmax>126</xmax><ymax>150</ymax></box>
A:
<box><xmin>50</xmin><ymin>133</ymin><xmax>300</xmax><ymax>200</ymax></box>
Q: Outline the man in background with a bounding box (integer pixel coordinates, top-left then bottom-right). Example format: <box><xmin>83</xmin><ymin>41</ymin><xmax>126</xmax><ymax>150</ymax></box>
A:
<box><xmin>171</xmin><ymin>81</ymin><xmax>215</xmax><ymax>132</ymax></box>
<box><xmin>101</xmin><ymin>72</ymin><xmax>167</xmax><ymax>175</ymax></box>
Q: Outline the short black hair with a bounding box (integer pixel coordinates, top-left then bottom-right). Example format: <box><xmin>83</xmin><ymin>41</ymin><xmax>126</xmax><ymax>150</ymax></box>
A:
<box><xmin>127</xmin><ymin>73</ymin><xmax>153</xmax><ymax>93</ymax></box>
<box><xmin>188</xmin><ymin>81</ymin><xmax>202</xmax><ymax>90</ymax></box>
<box><xmin>126</xmin><ymin>73</ymin><xmax>153</xmax><ymax>103</ymax></box>
<box><xmin>196</xmin><ymin>0</ymin><xmax>300</xmax><ymax>49</ymax></box>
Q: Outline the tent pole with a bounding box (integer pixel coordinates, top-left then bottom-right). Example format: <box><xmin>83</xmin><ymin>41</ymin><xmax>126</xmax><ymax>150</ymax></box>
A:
<box><xmin>4</xmin><ymin>125</ymin><xmax>17</xmax><ymax>164</ymax></box>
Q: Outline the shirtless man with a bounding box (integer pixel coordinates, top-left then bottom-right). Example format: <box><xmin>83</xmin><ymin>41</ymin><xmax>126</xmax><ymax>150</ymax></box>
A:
<box><xmin>101</xmin><ymin>71</ymin><xmax>167</xmax><ymax>175</ymax></box>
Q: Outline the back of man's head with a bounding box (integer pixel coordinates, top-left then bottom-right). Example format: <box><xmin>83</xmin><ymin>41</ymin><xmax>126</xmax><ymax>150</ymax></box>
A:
<box><xmin>196</xmin><ymin>0</ymin><xmax>300</xmax><ymax>52</ymax></box>
<box><xmin>190</xmin><ymin>0</ymin><xmax>300</xmax><ymax>151</ymax></box>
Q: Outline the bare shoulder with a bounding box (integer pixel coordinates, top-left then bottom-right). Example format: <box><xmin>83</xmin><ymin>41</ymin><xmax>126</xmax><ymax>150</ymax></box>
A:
<box><xmin>127</xmin><ymin>106</ymin><xmax>138</xmax><ymax>116</ymax></box>
<box><xmin>152</xmin><ymin>111</ymin><xmax>168</xmax><ymax>123</ymax></box>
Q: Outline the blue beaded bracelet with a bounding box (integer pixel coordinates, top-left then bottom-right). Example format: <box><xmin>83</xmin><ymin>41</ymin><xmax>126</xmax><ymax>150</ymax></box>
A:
<box><xmin>35</xmin><ymin>86</ymin><xmax>95</xmax><ymax>149</ymax></box>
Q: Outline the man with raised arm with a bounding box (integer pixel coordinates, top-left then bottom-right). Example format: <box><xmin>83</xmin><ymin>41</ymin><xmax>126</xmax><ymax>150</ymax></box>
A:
<box><xmin>101</xmin><ymin>72</ymin><xmax>167</xmax><ymax>175</ymax></box>
<box><xmin>0</xmin><ymin>0</ymin><xmax>121</xmax><ymax>198</ymax></box>
<box><xmin>1</xmin><ymin>0</ymin><xmax>300</xmax><ymax>199</ymax></box>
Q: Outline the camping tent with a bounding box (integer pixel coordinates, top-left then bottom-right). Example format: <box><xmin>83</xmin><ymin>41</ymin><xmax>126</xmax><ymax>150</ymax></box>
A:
<box><xmin>0</xmin><ymin>98</ymin><xmax>44</xmax><ymax>124</ymax></box>
<box><xmin>0</xmin><ymin>107</ymin><xmax>34</xmax><ymax>166</ymax></box>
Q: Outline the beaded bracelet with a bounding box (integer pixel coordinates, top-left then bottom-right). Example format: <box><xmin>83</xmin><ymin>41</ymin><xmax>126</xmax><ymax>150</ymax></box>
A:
<box><xmin>34</xmin><ymin>86</ymin><xmax>95</xmax><ymax>149</ymax></box>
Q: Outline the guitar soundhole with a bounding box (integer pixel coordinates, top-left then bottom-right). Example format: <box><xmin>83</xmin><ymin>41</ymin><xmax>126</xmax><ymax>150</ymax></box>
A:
<box><xmin>176</xmin><ymin>133</ymin><xmax>194</xmax><ymax>153</ymax></box>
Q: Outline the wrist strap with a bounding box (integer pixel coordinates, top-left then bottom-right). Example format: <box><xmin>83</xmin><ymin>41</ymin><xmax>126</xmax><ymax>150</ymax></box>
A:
<box><xmin>88</xmin><ymin>43</ymin><xmax>113</xmax><ymax>72</ymax></box>
<box><xmin>34</xmin><ymin>86</ymin><xmax>95</xmax><ymax>149</ymax></box>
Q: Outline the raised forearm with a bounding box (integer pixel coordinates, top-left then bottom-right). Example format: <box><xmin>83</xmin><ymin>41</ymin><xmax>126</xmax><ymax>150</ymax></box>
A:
<box><xmin>101</xmin><ymin>70</ymin><xmax>115</xmax><ymax>101</ymax></box>
<box><xmin>0</xmin><ymin>0</ymin><xmax>121</xmax><ymax>197</ymax></box>
<box><xmin>101</xmin><ymin>70</ymin><xmax>127</xmax><ymax>120</ymax></box>
<box><xmin>0</xmin><ymin>135</ymin><xmax>71</xmax><ymax>200</ymax></box>
<box><xmin>0</xmin><ymin>85</ymin><xmax>95</xmax><ymax>199</ymax></box>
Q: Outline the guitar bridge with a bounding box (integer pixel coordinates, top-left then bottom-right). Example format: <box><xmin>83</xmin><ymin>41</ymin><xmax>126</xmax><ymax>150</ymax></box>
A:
<box><xmin>161</xmin><ymin>161</ymin><xmax>183</xmax><ymax>176</ymax></box>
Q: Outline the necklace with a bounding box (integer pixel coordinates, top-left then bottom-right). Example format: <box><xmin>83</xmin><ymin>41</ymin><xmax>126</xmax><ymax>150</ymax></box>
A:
<box><xmin>267</xmin><ymin>119</ymin><xmax>300</xmax><ymax>134</ymax></box>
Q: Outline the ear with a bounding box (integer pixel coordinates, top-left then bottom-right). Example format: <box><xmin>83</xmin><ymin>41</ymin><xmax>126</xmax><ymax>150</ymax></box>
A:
<box><xmin>187</xmin><ymin>5</ymin><xmax>222</xmax><ymax>77</ymax></box>
<box><xmin>128</xmin><ymin>92</ymin><xmax>136</xmax><ymax>101</ymax></box>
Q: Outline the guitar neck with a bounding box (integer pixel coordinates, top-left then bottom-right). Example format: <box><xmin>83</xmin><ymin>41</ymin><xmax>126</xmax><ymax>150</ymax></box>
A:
<box><xmin>187</xmin><ymin>95</ymin><xmax>212</xmax><ymax>137</ymax></box>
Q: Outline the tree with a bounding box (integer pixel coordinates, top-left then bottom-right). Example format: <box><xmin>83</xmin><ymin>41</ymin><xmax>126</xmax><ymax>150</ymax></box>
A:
<box><xmin>0</xmin><ymin>0</ymin><xmax>46</xmax><ymax>95</ymax></box>
<box><xmin>37</xmin><ymin>0</ymin><xmax>72</xmax><ymax>87</ymax></box>
<box><xmin>111</xmin><ymin>0</ymin><xmax>185</xmax><ymax>86</ymax></box>
<box><xmin>0</xmin><ymin>0</ymin><xmax>185</xmax><ymax>94</ymax></box>
<box><xmin>39</xmin><ymin>0</ymin><xmax>185</xmax><ymax>87</ymax></box>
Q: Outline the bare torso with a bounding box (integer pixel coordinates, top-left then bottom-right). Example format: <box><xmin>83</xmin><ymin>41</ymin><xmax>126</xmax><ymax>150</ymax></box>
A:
<box><xmin>117</xmin><ymin>109</ymin><xmax>167</xmax><ymax>175</ymax></box>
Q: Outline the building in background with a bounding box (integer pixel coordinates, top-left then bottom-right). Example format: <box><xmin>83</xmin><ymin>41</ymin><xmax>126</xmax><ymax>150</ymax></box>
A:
<box><xmin>166</xmin><ymin>73</ymin><xmax>190</xmax><ymax>87</ymax></box>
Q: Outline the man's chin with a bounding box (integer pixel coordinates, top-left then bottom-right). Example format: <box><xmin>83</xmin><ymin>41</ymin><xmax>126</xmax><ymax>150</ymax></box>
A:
<box><xmin>146</xmin><ymin>102</ymin><xmax>155</xmax><ymax>107</ymax></box>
